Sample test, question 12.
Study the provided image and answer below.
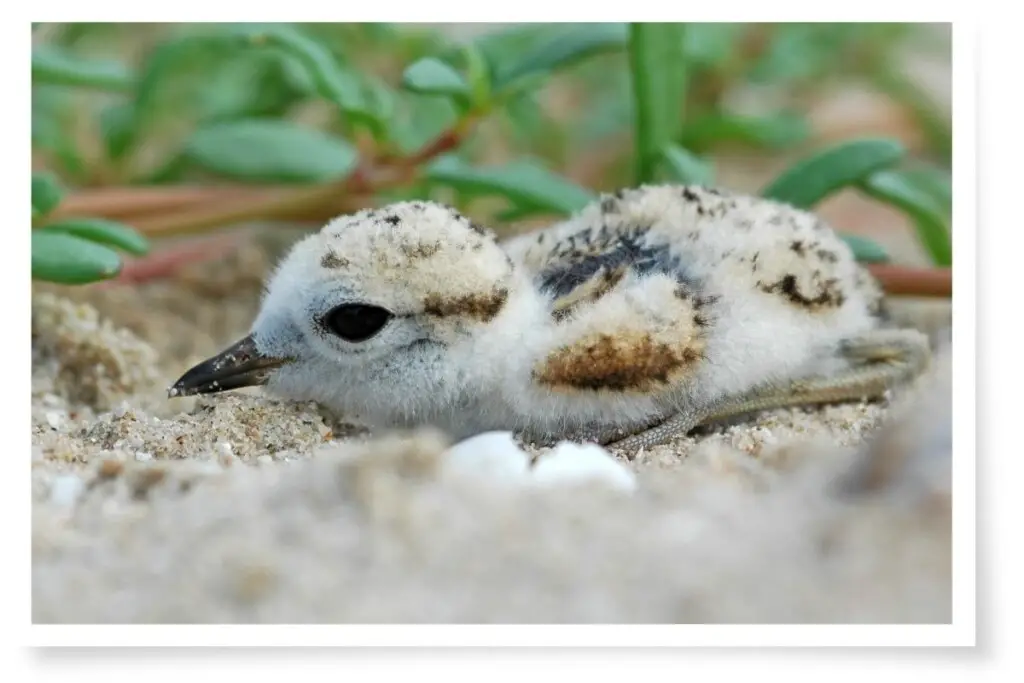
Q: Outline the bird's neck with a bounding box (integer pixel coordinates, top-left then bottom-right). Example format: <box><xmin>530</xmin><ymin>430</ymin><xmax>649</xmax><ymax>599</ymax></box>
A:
<box><xmin>455</xmin><ymin>277</ymin><xmax>556</xmax><ymax>393</ymax></box>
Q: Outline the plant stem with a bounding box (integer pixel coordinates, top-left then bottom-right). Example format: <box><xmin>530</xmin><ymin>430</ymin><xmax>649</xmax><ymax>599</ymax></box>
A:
<box><xmin>50</xmin><ymin>186</ymin><xmax>260</xmax><ymax>220</ymax></box>
<box><xmin>866</xmin><ymin>264</ymin><xmax>951</xmax><ymax>298</ymax></box>
<box><xmin>98</xmin><ymin>233</ymin><xmax>245</xmax><ymax>286</ymax></box>
<box><xmin>53</xmin><ymin>116</ymin><xmax>478</xmax><ymax>238</ymax></box>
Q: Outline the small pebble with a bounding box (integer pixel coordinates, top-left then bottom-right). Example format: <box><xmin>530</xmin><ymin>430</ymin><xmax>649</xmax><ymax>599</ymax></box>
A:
<box><xmin>256</xmin><ymin>455</ymin><xmax>273</xmax><ymax>466</ymax></box>
<box><xmin>44</xmin><ymin>411</ymin><xmax>64</xmax><ymax>430</ymax></box>
<box><xmin>752</xmin><ymin>426</ymin><xmax>777</xmax><ymax>445</ymax></box>
<box><xmin>531</xmin><ymin>442</ymin><xmax>637</xmax><ymax>493</ymax></box>
<box><xmin>442</xmin><ymin>431</ymin><xmax>531</xmax><ymax>483</ymax></box>
<box><xmin>134</xmin><ymin>451</ymin><xmax>153</xmax><ymax>462</ymax></box>
<box><xmin>49</xmin><ymin>475</ymin><xmax>85</xmax><ymax>508</ymax></box>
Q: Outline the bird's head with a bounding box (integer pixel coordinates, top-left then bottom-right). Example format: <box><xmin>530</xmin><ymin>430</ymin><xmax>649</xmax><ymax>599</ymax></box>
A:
<box><xmin>169</xmin><ymin>201</ymin><xmax>530</xmax><ymax>416</ymax></box>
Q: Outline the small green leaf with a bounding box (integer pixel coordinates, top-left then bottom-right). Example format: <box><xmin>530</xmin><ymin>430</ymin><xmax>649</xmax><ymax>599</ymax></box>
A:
<box><xmin>401</xmin><ymin>58</ymin><xmax>470</xmax><ymax>103</ymax></box>
<box><xmin>494</xmin><ymin>23</ymin><xmax>628</xmax><ymax>92</ymax></box>
<box><xmin>859</xmin><ymin>169</ymin><xmax>951</xmax><ymax>266</ymax></box>
<box><xmin>132</xmin><ymin>26</ymin><xmax>377</xmax><ymax>134</ymax></box>
<box><xmin>246</xmin><ymin>26</ymin><xmax>377</xmax><ymax>124</ymax></box>
<box><xmin>98</xmin><ymin>103</ymin><xmax>137</xmax><ymax>161</ymax></box>
<box><xmin>761</xmin><ymin>138</ymin><xmax>906</xmax><ymax>209</ymax></box>
<box><xmin>682</xmin><ymin>23</ymin><xmax>743</xmax><ymax>68</ymax></box>
<box><xmin>660</xmin><ymin>144</ymin><xmax>715</xmax><ymax>185</ymax></box>
<box><xmin>32</xmin><ymin>231</ymin><xmax>122</xmax><ymax>284</ymax></box>
<box><xmin>680</xmin><ymin>112</ymin><xmax>810</xmax><ymax>152</ymax></box>
<box><xmin>494</xmin><ymin>205</ymin><xmax>547</xmax><ymax>223</ymax></box>
<box><xmin>839</xmin><ymin>234</ymin><xmax>891</xmax><ymax>264</ymax></box>
<box><xmin>132</xmin><ymin>32</ymin><xmax>252</xmax><ymax>126</ymax></box>
<box><xmin>32</xmin><ymin>86</ymin><xmax>88</xmax><ymax>181</ymax></box>
<box><xmin>32</xmin><ymin>47</ymin><xmax>134</xmax><ymax>92</ymax></box>
<box><xmin>32</xmin><ymin>172</ymin><xmax>64</xmax><ymax>217</ymax></box>
<box><xmin>899</xmin><ymin>165</ymin><xmax>952</xmax><ymax>215</ymax></box>
<box><xmin>389</xmin><ymin>94</ymin><xmax>459</xmax><ymax>154</ymax></box>
<box><xmin>425</xmin><ymin>156</ymin><xmax>595</xmax><ymax>215</ymax></box>
<box><xmin>41</xmin><ymin>218</ymin><xmax>150</xmax><ymax>256</ymax></box>
<box><xmin>461</xmin><ymin>43</ymin><xmax>492</xmax><ymax>109</ymax></box>
<box><xmin>628</xmin><ymin>23</ymin><xmax>688</xmax><ymax>183</ymax></box>
<box><xmin>185</xmin><ymin>120</ymin><xmax>359</xmax><ymax>183</ymax></box>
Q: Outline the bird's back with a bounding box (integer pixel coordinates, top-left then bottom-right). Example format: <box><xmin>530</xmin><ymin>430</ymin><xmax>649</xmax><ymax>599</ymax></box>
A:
<box><xmin>504</xmin><ymin>184</ymin><xmax>884</xmax><ymax>320</ymax></box>
<box><xmin>500</xmin><ymin>185</ymin><xmax>887</xmax><ymax>420</ymax></box>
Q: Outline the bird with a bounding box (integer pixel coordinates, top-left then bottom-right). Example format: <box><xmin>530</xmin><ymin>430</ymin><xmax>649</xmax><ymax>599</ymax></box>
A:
<box><xmin>168</xmin><ymin>184</ymin><xmax>931</xmax><ymax>452</ymax></box>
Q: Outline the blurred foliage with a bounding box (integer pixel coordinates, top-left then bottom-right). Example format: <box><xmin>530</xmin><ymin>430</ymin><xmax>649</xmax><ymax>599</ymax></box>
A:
<box><xmin>31</xmin><ymin>22</ymin><xmax>952</xmax><ymax>284</ymax></box>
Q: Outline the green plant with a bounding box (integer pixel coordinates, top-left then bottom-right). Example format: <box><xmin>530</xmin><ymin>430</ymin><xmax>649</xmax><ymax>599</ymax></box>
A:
<box><xmin>32</xmin><ymin>171</ymin><xmax>150</xmax><ymax>284</ymax></box>
<box><xmin>31</xmin><ymin>22</ymin><xmax>952</xmax><ymax>290</ymax></box>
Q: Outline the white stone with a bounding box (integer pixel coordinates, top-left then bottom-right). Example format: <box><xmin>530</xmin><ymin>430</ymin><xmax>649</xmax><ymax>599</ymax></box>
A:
<box><xmin>257</xmin><ymin>455</ymin><xmax>273</xmax><ymax>465</ymax></box>
<box><xmin>442</xmin><ymin>431</ymin><xmax>531</xmax><ymax>483</ymax></box>
<box><xmin>531</xmin><ymin>442</ymin><xmax>637</xmax><ymax>493</ymax></box>
<box><xmin>134</xmin><ymin>451</ymin><xmax>153</xmax><ymax>462</ymax></box>
<box><xmin>49</xmin><ymin>475</ymin><xmax>85</xmax><ymax>508</ymax></box>
<box><xmin>44</xmin><ymin>411</ymin><xmax>64</xmax><ymax>430</ymax></box>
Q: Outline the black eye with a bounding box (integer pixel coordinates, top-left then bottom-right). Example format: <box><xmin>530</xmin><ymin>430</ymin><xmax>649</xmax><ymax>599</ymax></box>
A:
<box><xmin>323</xmin><ymin>304</ymin><xmax>393</xmax><ymax>343</ymax></box>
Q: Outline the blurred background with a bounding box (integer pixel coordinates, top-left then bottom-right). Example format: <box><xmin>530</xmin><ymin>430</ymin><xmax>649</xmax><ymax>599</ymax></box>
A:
<box><xmin>31</xmin><ymin>22</ymin><xmax>951</xmax><ymax>288</ymax></box>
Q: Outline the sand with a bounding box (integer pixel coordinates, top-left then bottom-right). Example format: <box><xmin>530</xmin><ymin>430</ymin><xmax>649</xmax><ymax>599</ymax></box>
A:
<box><xmin>30</xmin><ymin>232</ymin><xmax>953</xmax><ymax>624</ymax></box>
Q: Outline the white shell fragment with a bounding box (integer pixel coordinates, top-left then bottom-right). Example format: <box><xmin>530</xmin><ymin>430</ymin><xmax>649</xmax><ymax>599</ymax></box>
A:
<box><xmin>531</xmin><ymin>442</ymin><xmax>638</xmax><ymax>493</ymax></box>
<box><xmin>442</xmin><ymin>431</ymin><xmax>531</xmax><ymax>483</ymax></box>
<box><xmin>49</xmin><ymin>474</ymin><xmax>86</xmax><ymax>508</ymax></box>
<box><xmin>442</xmin><ymin>432</ymin><xmax>638</xmax><ymax>493</ymax></box>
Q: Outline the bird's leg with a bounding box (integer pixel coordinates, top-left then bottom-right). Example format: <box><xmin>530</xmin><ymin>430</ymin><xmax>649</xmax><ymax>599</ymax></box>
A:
<box><xmin>602</xmin><ymin>328</ymin><xmax>931</xmax><ymax>453</ymax></box>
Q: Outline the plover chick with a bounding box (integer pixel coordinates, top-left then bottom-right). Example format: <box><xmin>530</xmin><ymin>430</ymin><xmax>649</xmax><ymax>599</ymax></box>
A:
<box><xmin>169</xmin><ymin>185</ymin><xmax>930</xmax><ymax>452</ymax></box>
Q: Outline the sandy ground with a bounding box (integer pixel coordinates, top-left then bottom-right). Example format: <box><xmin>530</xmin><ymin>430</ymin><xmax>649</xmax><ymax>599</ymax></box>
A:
<box><xmin>29</xmin><ymin>232</ymin><xmax>953</xmax><ymax>624</ymax></box>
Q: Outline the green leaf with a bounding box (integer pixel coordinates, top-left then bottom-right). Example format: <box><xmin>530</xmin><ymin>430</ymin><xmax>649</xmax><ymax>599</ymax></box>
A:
<box><xmin>899</xmin><ymin>165</ymin><xmax>952</xmax><ymax>215</ymax></box>
<box><xmin>245</xmin><ymin>26</ymin><xmax>377</xmax><ymax>124</ymax></box>
<box><xmin>425</xmin><ymin>156</ymin><xmax>595</xmax><ymax>215</ymax></box>
<box><xmin>494</xmin><ymin>205</ymin><xmax>548</xmax><ymax>223</ymax></box>
<box><xmin>680</xmin><ymin>112</ymin><xmax>810</xmax><ymax>151</ymax></box>
<box><xmin>839</xmin><ymin>234</ymin><xmax>891</xmax><ymax>264</ymax></box>
<box><xmin>98</xmin><ymin>103</ymin><xmax>137</xmax><ymax>161</ymax></box>
<box><xmin>132</xmin><ymin>26</ymin><xmax>376</xmax><ymax>133</ymax></box>
<box><xmin>132</xmin><ymin>32</ymin><xmax>251</xmax><ymax>126</ymax></box>
<box><xmin>41</xmin><ymin>218</ymin><xmax>150</xmax><ymax>256</ymax></box>
<box><xmin>748</xmin><ymin>24</ymin><xmax>847</xmax><ymax>85</ymax></box>
<box><xmin>493</xmin><ymin>23</ymin><xmax>628</xmax><ymax>92</ymax></box>
<box><xmin>461</xmin><ymin>43</ymin><xmax>492</xmax><ymax>109</ymax></box>
<box><xmin>32</xmin><ymin>172</ymin><xmax>64</xmax><ymax>217</ymax></box>
<box><xmin>682</xmin><ymin>23</ymin><xmax>743</xmax><ymax>68</ymax></box>
<box><xmin>32</xmin><ymin>46</ymin><xmax>134</xmax><ymax>92</ymax></box>
<box><xmin>32</xmin><ymin>231</ymin><xmax>122</xmax><ymax>284</ymax></box>
<box><xmin>401</xmin><ymin>58</ymin><xmax>470</xmax><ymax>103</ymax></box>
<box><xmin>389</xmin><ymin>94</ymin><xmax>459</xmax><ymax>155</ymax></box>
<box><xmin>859</xmin><ymin>169</ymin><xmax>952</xmax><ymax>266</ymax></box>
<box><xmin>628</xmin><ymin>23</ymin><xmax>688</xmax><ymax>183</ymax></box>
<box><xmin>660</xmin><ymin>144</ymin><xmax>715</xmax><ymax>185</ymax></box>
<box><xmin>761</xmin><ymin>138</ymin><xmax>906</xmax><ymax>209</ymax></box>
<box><xmin>32</xmin><ymin>86</ymin><xmax>87</xmax><ymax>180</ymax></box>
<box><xmin>185</xmin><ymin>119</ymin><xmax>359</xmax><ymax>183</ymax></box>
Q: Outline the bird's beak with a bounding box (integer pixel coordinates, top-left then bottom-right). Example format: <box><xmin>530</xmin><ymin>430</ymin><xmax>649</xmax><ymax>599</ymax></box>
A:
<box><xmin>168</xmin><ymin>334</ymin><xmax>292</xmax><ymax>398</ymax></box>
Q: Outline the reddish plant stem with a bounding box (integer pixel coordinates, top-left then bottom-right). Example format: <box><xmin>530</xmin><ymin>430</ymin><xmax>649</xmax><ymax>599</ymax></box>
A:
<box><xmin>54</xmin><ymin>118</ymin><xmax>476</xmax><ymax>238</ymax></box>
<box><xmin>97</xmin><ymin>233</ymin><xmax>246</xmax><ymax>287</ymax></box>
<box><xmin>867</xmin><ymin>264</ymin><xmax>951</xmax><ymax>298</ymax></box>
<box><xmin>49</xmin><ymin>186</ymin><xmax>260</xmax><ymax>221</ymax></box>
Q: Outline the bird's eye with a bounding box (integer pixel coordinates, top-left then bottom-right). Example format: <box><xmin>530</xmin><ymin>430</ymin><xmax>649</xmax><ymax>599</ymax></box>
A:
<box><xmin>323</xmin><ymin>304</ymin><xmax>393</xmax><ymax>342</ymax></box>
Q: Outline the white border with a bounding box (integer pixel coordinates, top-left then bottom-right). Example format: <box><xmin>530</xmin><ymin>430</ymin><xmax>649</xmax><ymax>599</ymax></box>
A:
<box><xmin>11</xmin><ymin>4</ymin><xmax>989</xmax><ymax>667</ymax></box>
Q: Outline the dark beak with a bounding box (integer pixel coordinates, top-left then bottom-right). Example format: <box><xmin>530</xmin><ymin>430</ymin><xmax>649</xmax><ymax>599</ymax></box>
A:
<box><xmin>168</xmin><ymin>334</ymin><xmax>291</xmax><ymax>398</ymax></box>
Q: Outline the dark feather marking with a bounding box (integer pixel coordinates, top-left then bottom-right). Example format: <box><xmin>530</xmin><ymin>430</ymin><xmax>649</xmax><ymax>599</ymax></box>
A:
<box><xmin>538</xmin><ymin>228</ymin><xmax>696</xmax><ymax>300</ymax></box>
